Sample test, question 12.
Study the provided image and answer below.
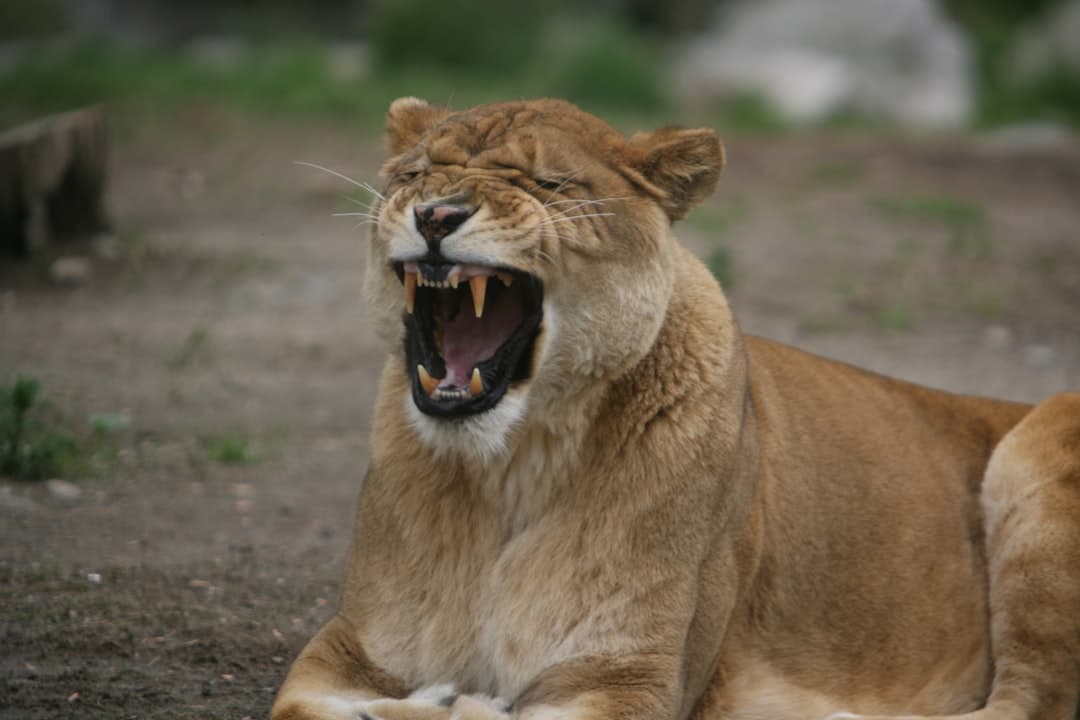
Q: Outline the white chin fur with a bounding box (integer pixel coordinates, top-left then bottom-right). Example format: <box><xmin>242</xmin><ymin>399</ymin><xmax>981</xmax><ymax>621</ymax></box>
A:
<box><xmin>405</xmin><ymin>387</ymin><xmax>528</xmax><ymax>464</ymax></box>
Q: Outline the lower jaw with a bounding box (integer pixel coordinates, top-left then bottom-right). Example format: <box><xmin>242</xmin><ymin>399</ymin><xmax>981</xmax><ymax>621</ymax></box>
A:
<box><xmin>405</xmin><ymin>335</ymin><xmax>540</xmax><ymax>419</ymax></box>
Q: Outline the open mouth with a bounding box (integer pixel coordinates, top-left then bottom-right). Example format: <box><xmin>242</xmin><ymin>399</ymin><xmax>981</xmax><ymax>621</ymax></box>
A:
<box><xmin>395</xmin><ymin>260</ymin><xmax>543</xmax><ymax>418</ymax></box>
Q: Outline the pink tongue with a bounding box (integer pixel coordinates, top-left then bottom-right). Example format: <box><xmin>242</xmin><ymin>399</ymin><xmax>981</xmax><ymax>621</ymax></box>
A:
<box><xmin>439</xmin><ymin>290</ymin><xmax>523</xmax><ymax>388</ymax></box>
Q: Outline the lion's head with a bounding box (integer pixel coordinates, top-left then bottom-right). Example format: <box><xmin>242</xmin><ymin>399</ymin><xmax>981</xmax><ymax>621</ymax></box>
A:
<box><xmin>365</xmin><ymin>98</ymin><xmax>724</xmax><ymax>458</ymax></box>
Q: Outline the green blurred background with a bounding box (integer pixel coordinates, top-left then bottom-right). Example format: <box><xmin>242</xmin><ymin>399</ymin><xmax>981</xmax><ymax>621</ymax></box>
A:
<box><xmin>1</xmin><ymin>0</ymin><xmax>1078</xmax><ymax>131</ymax></box>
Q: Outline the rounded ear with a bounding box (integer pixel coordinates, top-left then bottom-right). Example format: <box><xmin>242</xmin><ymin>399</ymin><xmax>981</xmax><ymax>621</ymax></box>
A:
<box><xmin>629</xmin><ymin>127</ymin><xmax>725</xmax><ymax>221</ymax></box>
<box><xmin>385</xmin><ymin>97</ymin><xmax>451</xmax><ymax>156</ymax></box>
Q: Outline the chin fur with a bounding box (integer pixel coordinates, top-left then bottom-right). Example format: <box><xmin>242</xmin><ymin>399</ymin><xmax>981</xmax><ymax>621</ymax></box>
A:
<box><xmin>405</xmin><ymin>387</ymin><xmax>529</xmax><ymax>465</ymax></box>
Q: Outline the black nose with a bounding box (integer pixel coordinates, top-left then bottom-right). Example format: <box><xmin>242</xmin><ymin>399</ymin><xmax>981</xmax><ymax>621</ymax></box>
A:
<box><xmin>413</xmin><ymin>202</ymin><xmax>474</xmax><ymax>252</ymax></box>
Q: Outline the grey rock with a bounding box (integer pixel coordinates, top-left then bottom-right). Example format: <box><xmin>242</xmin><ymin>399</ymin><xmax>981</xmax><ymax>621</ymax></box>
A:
<box><xmin>0</xmin><ymin>486</ymin><xmax>40</xmax><ymax>514</ymax></box>
<box><xmin>980</xmin><ymin>325</ymin><xmax>1013</xmax><ymax>351</ymax></box>
<box><xmin>49</xmin><ymin>256</ymin><xmax>93</xmax><ymax>286</ymax></box>
<box><xmin>92</xmin><ymin>233</ymin><xmax>121</xmax><ymax>261</ymax></box>
<box><xmin>46</xmin><ymin>478</ymin><xmax>83</xmax><ymax>503</ymax></box>
<box><xmin>674</xmin><ymin>0</ymin><xmax>974</xmax><ymax>127</ymax></box>
<box><xmin>1024</xmin><ymin>344</ymin><xmax>1058</xmax><ymax>369</ymax></box>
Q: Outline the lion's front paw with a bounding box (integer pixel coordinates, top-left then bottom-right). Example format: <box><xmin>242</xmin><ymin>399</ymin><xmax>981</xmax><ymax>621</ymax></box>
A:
<box><xmin>360</xmin><ymin>685</ymin><xmax>459</xmax><ymax>720</ymax></box>
<box><xmin>448</xmin><ymin>694</ymin><xmax>511</xmax><ymax>720</ymax></box>
<box><xmin>358</xmin><ymin>686</ymin><xmax>511</xmax><ymax>720</ymax></box>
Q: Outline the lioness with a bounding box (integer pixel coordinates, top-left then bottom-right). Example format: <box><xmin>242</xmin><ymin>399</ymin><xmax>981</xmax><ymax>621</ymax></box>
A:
<box><xmin>273</xmin><ymin>98</ymin><xmax>1079</xmax><ymax>720</ymax></box>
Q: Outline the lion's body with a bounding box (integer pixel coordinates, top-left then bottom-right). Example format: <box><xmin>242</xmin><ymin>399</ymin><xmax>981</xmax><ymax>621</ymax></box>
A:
<box><xmin>272</xmin><ymin>100</ymin><xmax>1080</xmax><ymax>720</ymax></box>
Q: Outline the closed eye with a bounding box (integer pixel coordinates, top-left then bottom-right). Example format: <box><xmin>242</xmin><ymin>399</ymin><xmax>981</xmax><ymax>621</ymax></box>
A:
<box><xmin>534</xmin><ymin>177</ymin><xmax>568</xmax><ymax>192</ymax></box>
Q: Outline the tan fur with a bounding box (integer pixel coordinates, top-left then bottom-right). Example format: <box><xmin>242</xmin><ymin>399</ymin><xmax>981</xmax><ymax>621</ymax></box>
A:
<box><xmin>272</xmin><ymin>99</ymin><xmax>1080</xmax><ymax>720</ymax></box>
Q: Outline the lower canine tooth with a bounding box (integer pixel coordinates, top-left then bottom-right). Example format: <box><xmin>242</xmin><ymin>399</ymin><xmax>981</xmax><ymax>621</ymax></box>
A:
<box><xmin>417</xmin><ymin>364</ymin><xmax>439</xmax><ymax>397</ymax></box>
<box><xmin>470</xmin><ymin>368</ymin><xmax>483</xmax><ymax>397</ymax></box>
<box><xmin>469</xmin><ymin>275</ymin><xmax>488</xmax><ymax>318</ymax></box>
<box><xmin>404</xmin><ymin>272</ymin><xmax>417</xmax><ymax>313</ymax></box>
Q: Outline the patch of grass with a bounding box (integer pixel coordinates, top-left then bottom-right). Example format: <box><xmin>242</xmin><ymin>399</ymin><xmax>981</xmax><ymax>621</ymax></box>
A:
<box><xmin>871</xmin><ymin>194</ymin><xmax>987</xmax><ymax>226</ymax></box>
<box><xmin>168</xmin><ymin>327</ymin><xmax>212</xmax><ymax>370</ymax></box>
<box><xmin>946</xmin><ymin>226</ymin><xmax>995</xmax><ymax>259</ymax></box>
<box><xmin>799</xmin><ymin>311</ymin><xmax>855</xmax><ymax>334</ymax></box>
<box><xmin>0</xmin><ymin>41</ymin><xmax>394</xmax><ymax>123</ymax></box>
<box><xmin>832</xmin><ymin>274</ymin><xmax>866</xmax><ymax>302</ymax></box>
<box><xmin>706</xmin><ymin>245</ymin><xmax>736</xmax><ymax>289</ymax></box>
<box><xmin>1</xmin><ymin>376</ymin><xmax>80</xmax><ymax>481</ymax></box>
<box><xmin>980</xmin><ymin>63</ymin><xmax>1080</xmax><ymax>129</ymax></box>
<box><xmin>687</xmin><ymin>200</ymin><xmax>748</xmax><ymax>289</ymax></box>
<box><xmin>806</xmin><ymin>160</ymin><xmax>864</xmax><ymax>187</ymax></box>
<box><xmin>870</xmin><ymin>194</ymin><xmax>993</xmax><ymax>258</ymax></box>
<box><xmin>369</xmin><ymin>0</ymin><xmax>545</xmax><ymax>76</ymax></box>
<box><xmin>203</xmin><ymin>433</ymin><xmax>255</xmax><ymax>466</ymax></box>
<box><xmin>941</xmin><ymin>0</ymin><xmax>1080</xmax><ymax>128</ymax></box>
<box><xmin>872</xmin><ymin>304</ymin><xmax>916</xmax><ymax>331</ymax></box>
<box><xmin>964</xmin><ymin>288</ymin><xmax>1010</xmax><ymax>321</ymax></box>
<box><xmin>0</xmin><ymin>17</ymin><xmax>676</xmax><ymax>129</ymax></box>
<box><xmin>547</xmin><ymin>18</ymin><xmax>668</xmax><ymax>112</ymax></box>
<box><xmin>710</xmin><ymin>92</ymin><xmax>789</xmax><ymax>135</ymax></box>
<box><xmin>118</xmin><ymin>229</ymin><xmax>150</xmax><ymax>252</ymax></box>
<box><xmin>686</xmin><ymin>198</ymin><xmax>751</xmax><ymax>238</ymax></box>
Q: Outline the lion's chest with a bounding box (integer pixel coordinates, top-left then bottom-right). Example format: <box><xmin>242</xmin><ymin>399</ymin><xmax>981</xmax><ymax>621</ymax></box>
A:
<box><xmin>360</xmin><ymin>517</ymin><xmax>590</xmax><ymax>699</ymax></box>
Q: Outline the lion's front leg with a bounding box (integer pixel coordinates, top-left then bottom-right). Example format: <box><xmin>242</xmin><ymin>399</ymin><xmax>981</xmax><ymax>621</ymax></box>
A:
<box><xmin>505</xmin><ymin>654</ymin><xmax>682</xmax><ymax>720</ymax></box>
<box><xmin>272</xmin><ymin>613</ymin><xmax>449</xmax><ymax>720</ymax></box>
<box><xmin>272</xmin><ymin>614</ymin><xmax>515</xmax><ymax>720</ymax></box>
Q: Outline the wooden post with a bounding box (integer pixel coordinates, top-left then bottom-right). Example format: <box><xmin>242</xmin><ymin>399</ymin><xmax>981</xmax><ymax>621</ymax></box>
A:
<box><xmin>0</xmin><ymin>107</ymin><xmax>110</xmax><ymax>259</ymax></box>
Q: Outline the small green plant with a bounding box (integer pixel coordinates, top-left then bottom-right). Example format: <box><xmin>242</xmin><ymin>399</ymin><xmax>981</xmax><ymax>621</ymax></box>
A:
<box><xmin>799</xmin><ymin>311</ymin><xmax>854</xmax><ymax>334</ymax></box>
<box><xmin>687</xmin><ymin>198</ymin><xmax>751</xmax><ymax>239</ymax></box>
<box><xmin>0</xmin><ymin>376</ymin><xmax>79</xmax><ymax>480</ymax></box>
<box><xmin>964</xmin><ymin>288</ymin><xmax>1010</xmax><ymax>321</ymax></box>
<box><xmin>549</xmin><ymin>19</ymin><xmax>668</xmax><ymax>112</ymax></box>
<box><xmin>870</xmin><ymin>194</ymin><xmax>993</xmax><ymax>259</ymax></box>
<box><xmin>369</xmin><ymin>0</ymin><xmax>545</xmax><ymax>74</ymax></box>
<box><xmin>807</xmin><ymin>160</ymin><xmax>863</xmax><ymax>187</ymax></box>
<box><xmin>871</xmin><ymin>194</ymin><xmax>987</xmax><ymax>226</ymax></box>
<box><xmin>940</xmin><ymin>0</ymin><xmax>1080</xmax><ymax>128</ymax></box>
<box><xmin>711</xmin><ymin>93</ymin><xmax>789</xmax><ymax>135</ymax></box>
<box><xmin>204</xmin><ymin>433</ymin><xmax>255</xmax><ymax>466</ymax></box>
<box><xmin>873</xmin><ymin>304</ymin><xmax>916</xmax><ymax>331</ymax></box>
<box><xmin>706</xmin><ymin>245</ymin><xmax>736</xmax><ymax>289</ymax></box>
<box><xmin>168</xmin><ymin>327</ymin><xmax>212</xmax><ymax>370</ymax></box>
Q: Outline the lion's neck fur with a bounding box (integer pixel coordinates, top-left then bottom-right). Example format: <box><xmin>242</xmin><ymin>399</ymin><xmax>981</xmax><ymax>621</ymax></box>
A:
<box><xmin>397</xmin><ymin>248</ymin><xmax>744</xmax><ymax>532</ymax></box>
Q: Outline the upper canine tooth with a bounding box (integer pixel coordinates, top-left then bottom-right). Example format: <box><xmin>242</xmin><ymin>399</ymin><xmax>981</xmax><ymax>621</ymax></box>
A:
<box><xmin>496</xmin><ymin>272</ymin><xmax>513</xmax><ymax>287</ymax></box>
<box><xmin>417</xmin><ymin>364</ymin><xmax>439</xmax><ymax>397</ymax></box>
<box><xmin>470</xmin><ymin>368</ymin><xmax>483</xmax><ymax>397</ymax></box>
<box><xmin>404</xmin><ymin>272</ymin><xmax>417</xmax><ymax>314</ymax></box>
<box><xmin>469</xmin><ymin>275</ymin><xmax>488</xmax><ymax>318</ymax></box>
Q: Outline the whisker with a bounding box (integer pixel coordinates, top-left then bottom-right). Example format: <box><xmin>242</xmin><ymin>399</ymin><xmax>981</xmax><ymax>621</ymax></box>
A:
<box><xmin>540</xmin><ymin>172</ymin><xmax>584</xmax><ymax>203</ymax></box>
<box><xmin>537</xmin><ymin>212</ymin><xmax>616</xmax><ymax>227</ymax></box>
<box><xmin>545</xmin><ymin>200</ymin><xmax>605</xmax><ymax>214</ymax></box>
<box><xmin>542</xmin><ymin>200</ymin><xmax>615</xmax><ymax>221</ymax></box>
<box><xmin>332</xmin><ymin>212</ymin><xmax>382</xmax><ymax>220</ymax></box>
<box><xmin>543</xmin><ymin>198</ymin><xmax>604</xmax><ymax>207</ymax></box>
<box><xmin>543</xmin><ymin>195</ymin><xmax>631</xmax><ymax>208</ymax></box>
<box><xmin>343</xmin><ymin>195</ymin><xmax>378</xmax><ymax>211</ymax></box>
<box><xmin>294</xmin><ymin>161</ymin><xmax>386</xmax><ymax>200</ymax></box>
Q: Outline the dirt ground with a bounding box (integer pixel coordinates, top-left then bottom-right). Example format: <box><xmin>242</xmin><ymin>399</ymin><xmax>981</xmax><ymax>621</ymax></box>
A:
<box><xmin>2</xmin><ymin>107</ymin><xmax>1078</xmax><ymax>719</ymax></box>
